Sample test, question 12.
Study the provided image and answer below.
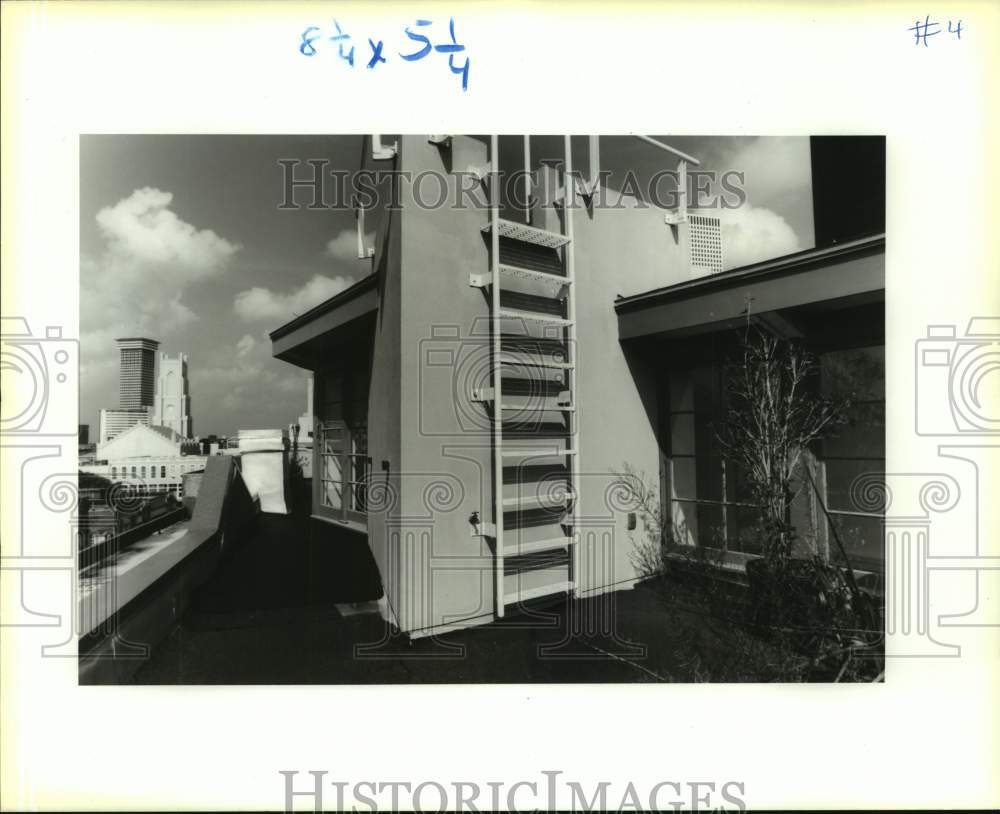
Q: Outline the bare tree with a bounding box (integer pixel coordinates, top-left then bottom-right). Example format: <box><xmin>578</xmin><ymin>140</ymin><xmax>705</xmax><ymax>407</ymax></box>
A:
<box><xmin>716</xmin><ymin>325</ymin><xmax>847</xmax><ymax>568</ymax></box>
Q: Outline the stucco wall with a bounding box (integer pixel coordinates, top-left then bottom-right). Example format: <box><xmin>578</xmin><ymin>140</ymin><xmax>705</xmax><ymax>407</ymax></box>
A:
<box><xmin>363</xmin><ymin>168</ymin><xmax>405</xmax><ymax>628</ymax></box>
<box><xmin>396</xmin><ymin>135</ymin><xmax>495</xmax><ymax>633</ymax></box>
<box><xmin>533</xmin><ymin>163</ymin><xmax>690</xmax><ymax>594</ymax></box>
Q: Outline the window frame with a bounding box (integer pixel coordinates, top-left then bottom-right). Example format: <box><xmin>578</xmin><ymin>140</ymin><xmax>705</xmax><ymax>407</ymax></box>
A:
<box><xmin>313</xmin><ymin>362</ymin><xmax>370</xmax><ymax>528</ymax></box>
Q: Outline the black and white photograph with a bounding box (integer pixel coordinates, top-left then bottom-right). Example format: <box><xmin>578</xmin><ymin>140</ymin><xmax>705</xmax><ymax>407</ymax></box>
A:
<box><xmin>2</xmin><ymin>2</ymin><xmax>997</xmax><ymax>812</ymax></box>
<box><xmin>76</xmin><ymin>134</ymin><xmax>887</xmax><ymax>685</ymax></box>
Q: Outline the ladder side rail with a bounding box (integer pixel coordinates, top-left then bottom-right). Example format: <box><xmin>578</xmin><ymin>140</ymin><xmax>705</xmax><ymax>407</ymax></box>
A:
<box><xmin>564</xmin><ymin>134</ymin><xmax>581</xmax><ymax>597</ymax></box>
<box><xmin>524</xmin><ymin>135</ymin><xmax>532</xmax><ymax>224</ymax></box>
<box><xmin>490</xmin><ymin>134</ymin><xmax>505</xmax><ymax>618</ymax></box>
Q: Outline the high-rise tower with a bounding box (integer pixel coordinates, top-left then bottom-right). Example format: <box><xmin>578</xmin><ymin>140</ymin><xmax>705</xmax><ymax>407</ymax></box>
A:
<box><xmin>116</xmin><ymin>337</ymin><xmax>159</xmax><ymax>409</ymax></box>
<box><xmin>152</xmin><ymin>352</ymin><xmax>192</xmax><ymax>438</ymax></box>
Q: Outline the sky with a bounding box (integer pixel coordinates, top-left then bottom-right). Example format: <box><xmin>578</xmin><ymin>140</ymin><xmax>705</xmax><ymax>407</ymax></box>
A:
<box><xmin>79</xmin><ymin>135</ymin><xmax>814</xmax><ymax>437</ymax></box>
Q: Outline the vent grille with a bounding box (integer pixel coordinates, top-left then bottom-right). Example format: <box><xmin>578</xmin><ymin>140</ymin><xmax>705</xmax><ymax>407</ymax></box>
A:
<box><xmin>689</xmin><ymin>214</ymin><xmax>724</xmax><ymax>275</ymax></box>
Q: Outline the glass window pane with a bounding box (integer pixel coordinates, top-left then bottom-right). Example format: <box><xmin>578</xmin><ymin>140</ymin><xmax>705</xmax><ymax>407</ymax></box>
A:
<box><xmin>321</xmin><ymin>454</ymin><xmax>344</xmax><ymax>482</ymax></box>
<box><xmin>669</xmin><ymin>414</ymin><xmax>696</xmax><ymax>455</ymax></box>
<box><xmin>821</xmin><ymin>345</ymin><xmax>885</xmax><ymax>400</ymax></box>
<box><xmin>727</xmin><ymin>505</ymin><xmax>763</xmax><ymax>554</ymax></box>
<box><xmin>321</xmin><ymin>480</ymin><xmax>343</xmax><ymax>510</ymax></box>
<box><xmin>695</xmin><ymin>503</ymin><xmax>726</xmax><ymax>549</ymax></box>
<box><xmin>825</xmin><ymin>460</ymin><xmax>885</xmax><ymax>513</ymax></box>
<box><xmin>671</xmin><ymin>457</ymin><xmax>698</xmax><ymax>501</ymax></box>
<box><xmin>669</xmin><ymin>370</ymin><xmax>694</xmax><ymax>411</ymax></box>
<box><xmin>825</xmin><ymin>400</ymin><xmax>885</xmax><ymax>459</ymax></box>
<box><xmin>828</xmin><ymin>513</ymin><xmax>883</xmax><ymax>569</ymax></box>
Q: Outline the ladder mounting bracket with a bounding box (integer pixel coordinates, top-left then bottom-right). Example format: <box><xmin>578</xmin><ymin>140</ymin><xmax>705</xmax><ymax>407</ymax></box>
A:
<box><xmin>471</xmin><ymin>520</ymin><xmax>497</xmax><ymax>538</ymax></box>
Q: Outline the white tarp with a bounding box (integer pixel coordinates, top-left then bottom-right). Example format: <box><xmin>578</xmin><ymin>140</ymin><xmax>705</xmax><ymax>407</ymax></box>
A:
<box><xmin>237</xmin><ymin>429</ymin><xmax>289</xmax><ymax>514</ymax></box>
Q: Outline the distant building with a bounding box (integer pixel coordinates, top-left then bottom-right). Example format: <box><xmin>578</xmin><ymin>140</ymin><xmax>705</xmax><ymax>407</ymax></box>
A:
<box><xmin>298</xmin><ymin>376</ymin><xmax>314</xmax><ymax>440</ymax></box>
<box><xmin>152</xmin><ymin>352</ymin><xmax>193</xmax><ymax>438</ymax></box>
<box><xmin>99</xmin><ymin>407</ymin><xmax>152</xmax><ymax>444</ymax></box>
<box><xmin>78</xmin><ymin>424</ymin><xmax>90</xmax><ymax>444</ymax></box>
<box><xmin>83</xmin><ymin>422</ymin><xmax>206</xmax><ymax>498</ymax></box>
<box><xmin>116</xmin><ymin>337</ymin><xmax>159</xmax><ymax>410</ymax></box>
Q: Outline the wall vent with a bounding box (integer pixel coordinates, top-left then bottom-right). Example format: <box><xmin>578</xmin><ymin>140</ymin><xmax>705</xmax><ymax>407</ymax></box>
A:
<box><xmin>688</xmin><ymin>213</ymin><xmax>724</xmax><ymax>276</ymax></box>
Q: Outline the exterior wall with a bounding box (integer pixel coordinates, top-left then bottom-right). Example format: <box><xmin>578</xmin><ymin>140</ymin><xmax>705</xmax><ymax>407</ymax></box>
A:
<box><xmin>532</xmin><ymin>163</ymin><xmax>691</xmax><ymax>596</ymax></box>
<box><xmin>363</xmin><ymin>149</ymin><xmax>406</xmax><ymax>631</ymax></box>
<box><xmin>396</xmin><ymin>135</ymin><xmax>494</xmax><ymax>634</ymax></box>
<box><xmin>390</xmin><ymin>136</ymin><xmax>694</xmax><ymax>635</ymax></box>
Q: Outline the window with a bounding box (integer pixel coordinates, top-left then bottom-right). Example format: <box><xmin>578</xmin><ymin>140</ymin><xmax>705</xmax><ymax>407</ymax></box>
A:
<box><xmin>820</xmin><ymin>345</ymin><xmax>886</xmax><ymax>571</ymax></box>
<box><xmin>160</xmin><ymin>465</ymin><xmax>166</xmax><ymax>479</ymax></box>
<box><xmin>664</xmin><ymin>342</ymin><xmax>886</xmax><ymax>570</ymax></box>
<box><xmin>140</xmin><ymin>465</ymin><xmax>147</xmax><ymax>478</ymax></box>
<box><xmin>316</xmin><ymin>361</ymin><xmax>370</xmax><ymax>525</ymax></box>
<box><xmin>131</xmin><ymin>466</ymin><xmax>137</xmax><ymax>479</ymax></box>
<box><xmin>666</xmin><ymin>364</ymin><xmax>761</xmax><ymax>553</ymax></box>
<box><xmin>110</xmin><ymin>466</ymin><xmax>117</xmax><ymax>479</ymax></box>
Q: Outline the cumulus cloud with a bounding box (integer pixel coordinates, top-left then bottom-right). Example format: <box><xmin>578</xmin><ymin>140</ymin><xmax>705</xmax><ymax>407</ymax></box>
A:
<box><xmin>193</xmin><ymin>332</ymin><xmax>306</xmax><ymax>414</ymax></box>
<box><xmin>95</xmin><ymin>187</ymin><xmax>239</xmax><ymax>277</ymax></box>
<box><xmin>233</xmin><ymin>273</ymin><xmax>356</xmax><ymax>322</ymax></box>
<box><xmin>82</xmin><ymin>187</ymin><xmax>240</xmax><ymax>338</ymax></box>
<box><xmin>80</xmin><ymin>187</ymin><xmax>242</xmax><ymax>430</ymax></box>
<box><xmin>325</xmin><ymin>227</ymin><xmax>375</xmax><ymax>262</ymax></box>
<box><xmin>718</xmin><ymin>205</ymin><xmax>801</xmax><ymax>269</ymax></box>
<box><xmin>720</xmin><ymin>137</ymin><xmax>812</xmax><ymax>213</ymax></box>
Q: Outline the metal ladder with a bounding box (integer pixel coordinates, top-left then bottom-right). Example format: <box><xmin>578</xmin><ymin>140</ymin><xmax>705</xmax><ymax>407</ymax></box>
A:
<box><xmin>471</xmin><ymin>135</ymin><xmax>580</xmax><ymax>617</ymax></box>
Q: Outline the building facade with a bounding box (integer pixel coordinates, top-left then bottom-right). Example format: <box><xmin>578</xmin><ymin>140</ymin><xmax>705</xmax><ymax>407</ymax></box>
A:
<box><xmin>152</xmin><ymin>352</ymin><xmax>193</xmax><ymax>438</ymax></box>
<box><xmin>98</xmin><ymin>407</ymin><xmax>152</xmax><ymax>444</ymax></box>
<box><xmin>270</xmin><ymin>134</ymin><xmax>885</xmax><ymax>639</ymax></box>
<box><xmin>83</xmin><ymin>422</ymin><xmax>207</xmax><ymax>498</ymax></box>
<box><xmin>116</xmin><ymin>337</ymin><xmax>159</xmax><ymax>410</ymax></box>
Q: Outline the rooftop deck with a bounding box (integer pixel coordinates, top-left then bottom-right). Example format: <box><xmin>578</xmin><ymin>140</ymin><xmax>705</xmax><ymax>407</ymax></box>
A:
<box><xmin>125</xmin><ymin>507</ymin><xmax>867</xmax><ymax>684</ymax></box>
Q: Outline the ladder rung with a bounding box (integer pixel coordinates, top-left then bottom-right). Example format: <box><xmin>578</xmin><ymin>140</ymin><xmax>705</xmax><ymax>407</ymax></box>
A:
<box><xmin>499</xmin><ymin>353</ymin><xmax>574</xmax><ymax>370</ymax></box>
<box><xmin>502</xmin><ymin>493</ymin><xmax>571</xmax><ymax>511</ymax></box>
<box><xmin>471</xmin><ymin>264</ymin><xmax>571</xmax><ymax>289</ymax></box>
<box><xmin>497</xmin><ymin>263</ymin><xmax>570</xmax><ymax>286</ymax></box>
<box><xmin>499</xmin><ymin>307</ymin><xmax>572</xmax><ymax>327</ymax></box>
<box><xmin>502</xmin><ymin>448</ymin><xmax>577</xmax><ymax>460</ymax></box>
<box><xmin>473</xmin><ymin>387</ymin><xmax>574</xmax><ymax>412</ymax></box>
<box><xmin>504</xmin><ymin>580</ymin><xmax>573</xmax><ymax>605</ymax></box>
<box><xmin>503</xmin><ymin>536</ymin><xmax>576</xmax><ymax>557</ymax></box>
<box><xmin>500</xmin><ymin>403</ymin><xmax>574</xmax><ymax>412</ymax></box>
<box><xmin>483</xmin><ymin>219</ymin><xmax>570</xmax><ymax>248</ymax></box>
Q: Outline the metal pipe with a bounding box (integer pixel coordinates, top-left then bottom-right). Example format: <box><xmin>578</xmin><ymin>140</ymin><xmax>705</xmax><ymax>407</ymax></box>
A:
<box><xmin>676</xmin><ymin>158</ymin><xmax>688</xmax><ymax>221</ymax></box>
<box><xmin>633</xmin><ymin>134</ymin><xmax>700</xmax><ymax>166</ymax></box>
<box><xmin>588</xmin><ymin>135</ymin><xmax>600</xmax><ymax>192</ymax></box>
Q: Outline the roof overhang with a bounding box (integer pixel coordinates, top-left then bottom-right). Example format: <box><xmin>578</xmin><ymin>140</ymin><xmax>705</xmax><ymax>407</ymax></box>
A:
<box><xmin>270</xmin><ymin>274</ymin><xmax>378</xmax><ymax>369</ymax></box>
<box><xmin>615</xmin><ymin>233</ymin><xmax>885</xmax><ymax>341</ymax></box>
